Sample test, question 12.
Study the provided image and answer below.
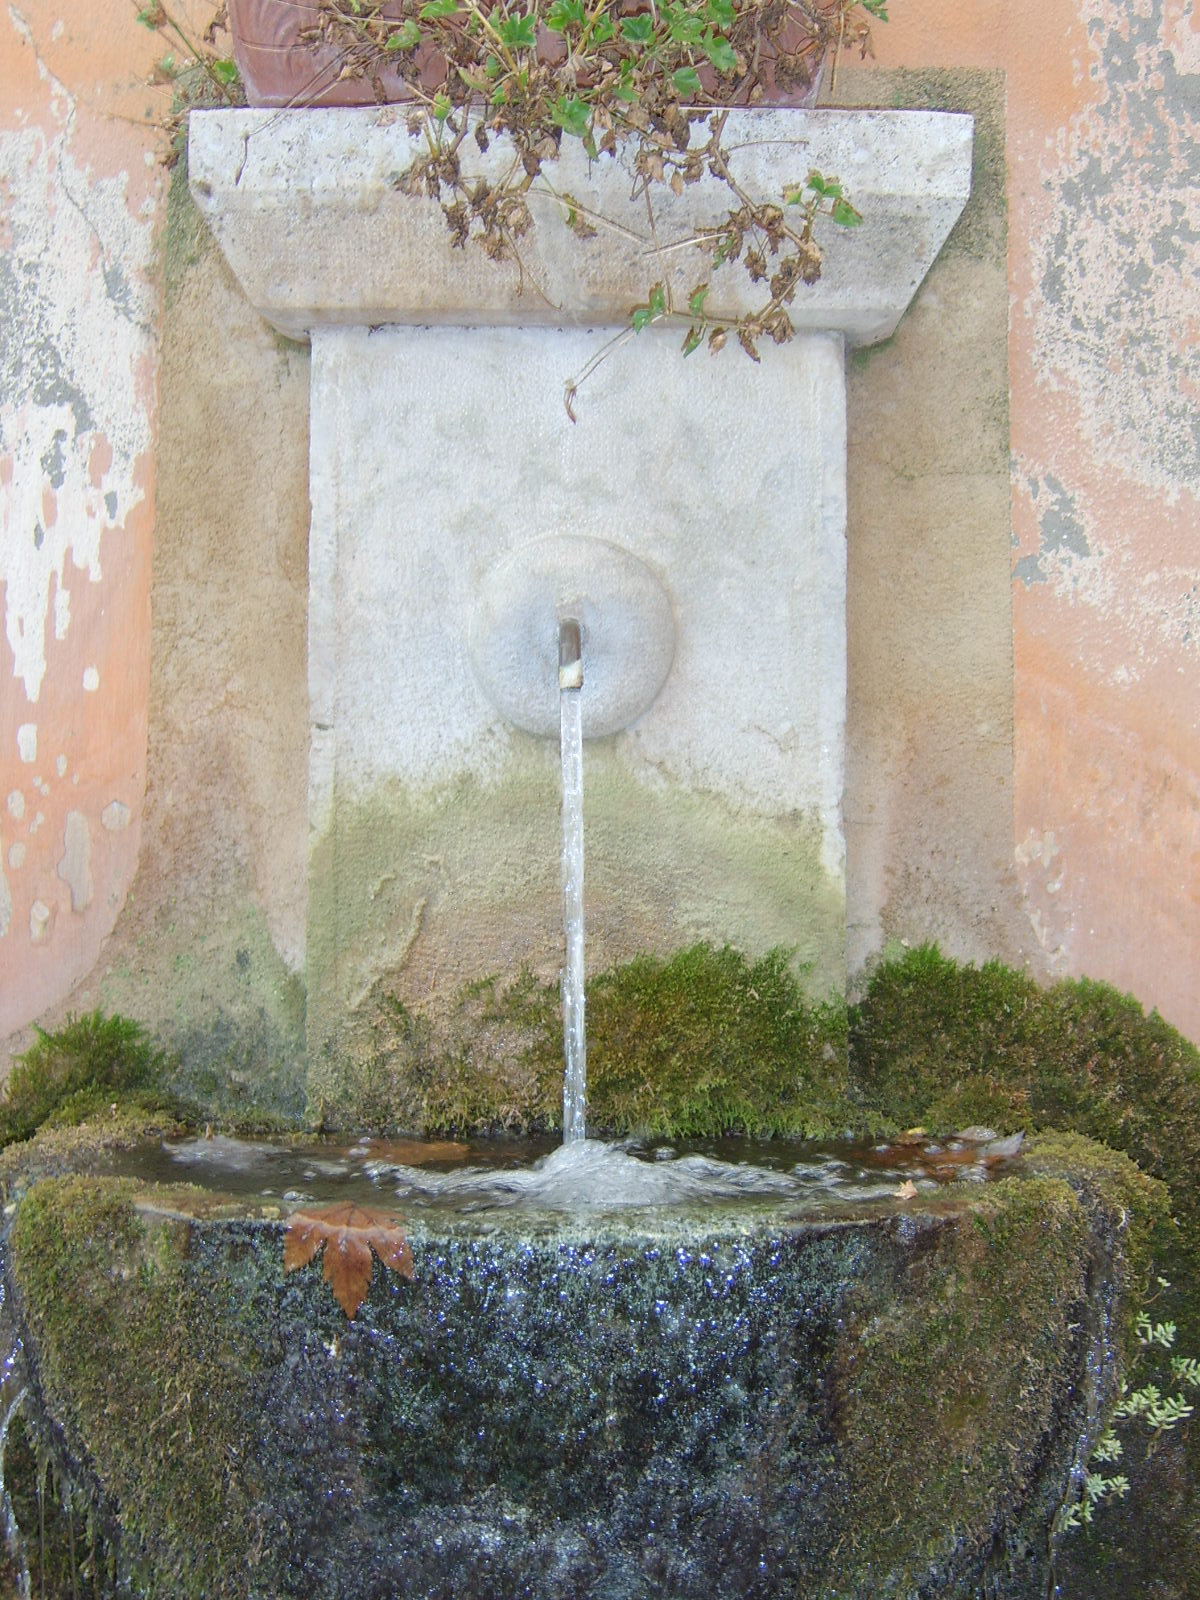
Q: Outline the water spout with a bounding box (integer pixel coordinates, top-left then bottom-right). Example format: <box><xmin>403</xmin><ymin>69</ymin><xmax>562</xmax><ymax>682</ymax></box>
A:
<box><xmin>559</xmin><ymin>618</ymin><xmax>586</xmax><ymax>1143</ymax></box>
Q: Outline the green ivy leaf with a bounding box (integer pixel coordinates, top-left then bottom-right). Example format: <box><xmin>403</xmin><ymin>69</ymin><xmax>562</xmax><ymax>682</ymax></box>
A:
<box><xmin>632</xmin><ymin>283</ymin><xmax>667</xmax><ymax>331</ymax></box>
<box><xmin>498</xmin><ymin>12</ymin><xmax>537</xmax><ymax>48</ymax></box>
<box><xmin>702</xmin><ymin>32</ymin><xmax>736</xmax><ymax>71</ymax></box>
<box><xmin>706</xmin><ymin>0</ymin><xmax>735</xmax><ymax>26</ymax></box>
<box><xmin>385</xmin><ymin>18</ymin><xmax>422</xmax><ymax>49</ymax></box>
<box><xmin>666</xmin><ymin>10</ymin><xmax>705</xmax><ymax>44</ymax></box>
<box><xmin>547</xmin><ymin>0</ymin><xmax>586</xmax><ymax>29</ymax></box>
<box><xmin>620</xmin><ymin>13</ymin><xmax>655</xmax><ymax>43</ymax></box>
<box><xmin>210</xmin><ymin>57</ymin><xmax>239</xmax><ymax>84</ymax></box>
<box><xmin>419</xmin><ymin>0</ymin><xmax>460</xmax><ymax>18</ymax></box>
<box><xmin>590</xmin><ymin>15</ymin><xmax>615</xmax><ymax>43</ymax></box>
<box><xmin>831</xmin><ymin>197</ymin><xmax>862</xmax><ymax>226</ymax></box>
<box><xmin>672</xmin><ymin>65</ymin><xmax>702</xmax><ymax>96</ymax></box>
<box><xmin>550</xmin><ymin>94</ymin><xmax>591</xmax><ymax>139</ymax></box>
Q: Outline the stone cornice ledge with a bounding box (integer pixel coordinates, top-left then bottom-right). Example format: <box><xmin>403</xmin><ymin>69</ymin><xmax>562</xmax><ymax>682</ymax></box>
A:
<box><xmin>188</xmin><ymin>106</ymin><xmax>972</xmax><ymax>344</ymax></box>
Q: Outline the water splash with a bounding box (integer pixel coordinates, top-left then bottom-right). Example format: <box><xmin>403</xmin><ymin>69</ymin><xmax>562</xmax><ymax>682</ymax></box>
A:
<box><xmin>389</xmin><ymin>1139</ymin><xmax>805</xmax><ymax>1211</ymax></box>
<box><xmin>559</xmin><ymin>624</ymin><xmax>586</xmax><ymax>1143</ymax></box>
<box><xmin>143</xmin><ymin>1130</ymin><xmax>1026</xmax><ymax>1216</ymax></box>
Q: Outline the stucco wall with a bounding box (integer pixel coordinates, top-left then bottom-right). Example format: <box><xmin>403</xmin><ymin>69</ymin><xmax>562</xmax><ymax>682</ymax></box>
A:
<box><xmin>2</xmin><ymin>0</ymin><xmax>1196</xmax><ymax>1069</ymax></box>
<box><xmin>0</xmin><ymin>1</ymin><xmax>166</xmax><ymax>1039</ymax></box>
<box><xmin>870</xmin><ymin>0</ymin><xmax>1199</xmax><ymax>1031</ymax></box>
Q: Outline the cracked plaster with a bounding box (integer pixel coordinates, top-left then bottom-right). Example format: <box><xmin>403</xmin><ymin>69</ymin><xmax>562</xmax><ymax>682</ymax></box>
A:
<box><xmin>2</xmin><ymin>0</ymin><xmax>1197</xmax><ymax>1068</ymax></box>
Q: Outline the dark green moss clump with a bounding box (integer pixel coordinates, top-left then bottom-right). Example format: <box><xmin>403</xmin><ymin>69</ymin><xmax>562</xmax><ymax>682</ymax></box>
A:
<box><xmin>831</xmin><ymin>1166</ymin><xmax>1157</xmax><ymax>1597</ymax></box>
<box><xmin>0</xmin><ymin>1012</ymin><xmax>169</xmax><ymax>1148</ymax></box>
<box><xmin>582</xmin><ymin>945</ymin><xmax>852</xmax><ymax>1137</ymax></box>
<box><xmin>851</xmin><ymin>946</ymin><xmax>1200</xmax><ymax>1600</ymax></box>
<box><xmin>330</xmin><ymin>946</ymin><xmax>854</xmax><ymax>1139</ymax></box>
<box><xmin>7</xmin><ymin>1176</ymin><xmax>275</xmax><ymax>1599</ymax></box>
<box><xmin>850</xmin><ymin>946</ymin><xmax>1200</xmax><ymax>1319</ymax></box>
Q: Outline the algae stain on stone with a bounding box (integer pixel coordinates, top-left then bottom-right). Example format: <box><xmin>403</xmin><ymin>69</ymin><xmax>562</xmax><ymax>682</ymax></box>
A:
<box><xmin>306</xmin><ymin>753</ymin><xmax>844</xmax><ymax>1123</ymax></box>
<box><xmin>98</xmin><ymin>898</ymin><xmax>307</xmax><ymax>1123</ymax></box>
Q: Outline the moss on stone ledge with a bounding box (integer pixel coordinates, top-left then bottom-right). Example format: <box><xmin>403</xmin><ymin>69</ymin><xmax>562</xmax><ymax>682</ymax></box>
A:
<box><xmin>849</xmin><ymin>946</ymin><xmax>1200</xmax><ymax>1322</ymax></box>
<box><xmin>829</xmin><ymin>1156</ymin><xmax>1163</xmax><ymax>1597</ymax></box>
<box><xmin>7</xmin><ymin>1176</ymin><xmax>276</xmax><ymax>1598</ymax></box>
<box><xmin>850</xmin><ymin>945</ymin><xmax>1200</xmax><ymax>1600</ymax></box>
<box><xmin>2</xmin><ymin>1138</ymin><xmax>1161</xmax><ymax>1600</ymax></box>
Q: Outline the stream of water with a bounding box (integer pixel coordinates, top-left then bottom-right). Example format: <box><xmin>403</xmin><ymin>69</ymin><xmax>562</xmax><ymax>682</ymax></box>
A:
<box><xmin>560</xmin><ymin>636</ymin><xmax>586</xmax><ymax>1143</ymax></box>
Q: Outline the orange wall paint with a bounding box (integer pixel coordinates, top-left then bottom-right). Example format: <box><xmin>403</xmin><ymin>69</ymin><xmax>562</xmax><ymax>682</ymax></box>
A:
<box><xmin>0</xmin><ymin>2</ymin><xmax>181</xmax><ymax>1033</ymax></box>
<box><xmin>876</xmin><ymin>0</ymin><xmax>1199</xmax><ymax>1036</ymax></box>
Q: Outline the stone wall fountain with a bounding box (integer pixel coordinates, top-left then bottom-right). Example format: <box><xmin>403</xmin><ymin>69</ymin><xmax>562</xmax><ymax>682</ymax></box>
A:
<box><xmin>186</xmin><ymin>103</ymin><xmax>974</xmax><ymax>1121</ymax></box>
<box><xmin>0</xmin><ymin>96</ymin><xmax>1167</xmax><ymax>1600</ymax></box>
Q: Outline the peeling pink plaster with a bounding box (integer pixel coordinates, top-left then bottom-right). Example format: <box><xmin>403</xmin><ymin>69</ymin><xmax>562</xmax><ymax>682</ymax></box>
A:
<box><xmin>1</xmin><ymin>0</ymin><xmax>1197</xmax><ymax>1053</ymax></box>
<box><xmin>0</xmin><ymin>1</ymin><xmax>175</xmax><ymax>1035</ymax></box>
<box><xmin>876</xmin><ymin>0</ymin><xmax>1199</xmax><ymax>1039</ymax></box>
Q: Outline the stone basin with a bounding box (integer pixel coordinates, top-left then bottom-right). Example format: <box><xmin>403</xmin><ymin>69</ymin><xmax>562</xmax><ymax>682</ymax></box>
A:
<box><xmin>0</xmin><ymin>1130</ymin><xmax>1159</xmax><ymax>1599</ymax></box>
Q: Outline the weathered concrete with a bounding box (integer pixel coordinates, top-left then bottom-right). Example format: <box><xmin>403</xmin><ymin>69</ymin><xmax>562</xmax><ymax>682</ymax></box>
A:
<box><xmin>3</xmin><ymin>4</ymin><xmax>1197</xmax><ymax>1075</ymax></box>
<box><xmin>187</xmin><ymin>106</ymin><xmax>973</xmax><ymax>1085</ymax></box>
<box><xmin>303</xmin><ymin>323</ymin><xmax>851</xmax><ymax>1080</ymax></box>
<box><xmin>189</xmin><ymin>106</ymin><xmax>974</xmax><ymax>342</ymax></box>
<box><xmin>867</xmin><ymin>0</ymin><xmax>1200</xmax><ymax>1039</ymax></box>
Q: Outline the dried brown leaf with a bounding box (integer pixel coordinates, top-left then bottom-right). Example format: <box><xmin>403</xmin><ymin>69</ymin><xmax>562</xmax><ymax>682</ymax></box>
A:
<box><xmin>283</xmin><ymin>1201</ymin><xmax>414</xmax><ymax>1320</ymax></box>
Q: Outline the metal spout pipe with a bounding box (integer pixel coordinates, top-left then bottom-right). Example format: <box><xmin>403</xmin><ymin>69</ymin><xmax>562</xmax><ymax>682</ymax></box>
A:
<box><xmin>558</xmin><ymin>618</ymin><xmax>583</xmax><ymax>691</ymax></box>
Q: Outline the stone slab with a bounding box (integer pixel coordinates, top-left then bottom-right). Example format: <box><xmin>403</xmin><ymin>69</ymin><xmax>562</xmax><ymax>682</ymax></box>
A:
<box><xmin>188</xmin><ymin>106</ymin><xmax>973</xmax><ymax>342</ymax></box>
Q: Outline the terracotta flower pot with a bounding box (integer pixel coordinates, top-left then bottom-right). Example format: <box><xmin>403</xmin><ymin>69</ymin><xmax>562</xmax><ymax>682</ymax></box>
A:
<box><xmin>227</xmin><ymin>0</ymin><xmax>829</xmax><ymax>110</ymax></box>
<box><xmin>227</xmin><ymin>0</ymin><xmax>411</xmax><ymax>107</ymax></box>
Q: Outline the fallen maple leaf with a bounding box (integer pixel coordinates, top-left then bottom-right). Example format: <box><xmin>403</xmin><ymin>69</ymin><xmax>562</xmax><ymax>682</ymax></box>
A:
<box><xmin>895</xmin><ymin>1179</ymin><xmax>919</xmax><ymax>1201</ymax></box>
<box><xmin>284</xmin><ymin>1201</ymin><xmax>414</xmax><ymax>1319</ymax></box>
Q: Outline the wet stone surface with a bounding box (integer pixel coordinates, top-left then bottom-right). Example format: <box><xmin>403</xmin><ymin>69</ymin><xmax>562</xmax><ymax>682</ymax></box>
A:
<box><xmin>0</xmin><ymin>1132</ymin><xmax>1155</xmax><ymax>1600</ymax></box>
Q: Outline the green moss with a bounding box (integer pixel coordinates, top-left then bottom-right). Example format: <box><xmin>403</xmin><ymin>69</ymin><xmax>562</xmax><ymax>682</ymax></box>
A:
<box><xmin>161</xmin><ymin>152</ymin><xmax>210</xmax><ymax>312</ymax></box>
<box><xmin>0</xmin><ymin>1012</ymin><xmax>169</xmax><ymax>1148</ymax></box>
<box><xmin>99</xmin><ymin>900</ymin><xmax>308</xmax><ymax>1130</ymax></box>
<box><xmin>580</xmin><ymin>945</ymin><xmax>853</xmax><ymax>1137</ymax></box>
<box><xmin>0</xmin><ymin>1103</ymin><xmax>186</xmax><ymax>1192</ymax></box>
<box><xmin>850</xmin><ymin>946</ymin><xmax>1200</xmax><ymax>1598</ymax></box>
<box><xmin>832</xmin><ymin>1175</ymin><xmax>1099</xmax><ymax>1593</ymax></box>
<box><xmin>306</xmin><ymin>762</ymin><xmax>845</xmax><ymax>1098</ymax></box>
<box><xmin>5</xmin><ymin>1154</ymin><xmax>1152</xmax><ymax>1600</ymax></box>
<box><xmin>7</xmin><ymin>1177</ymin><xmax>276</xmax><ymax>1598</ymax></box>
<box><xmin>315</xmin><ymin>944</ymin><xmax>854</xmax><ymax>1139</ymax></box>
<box><xmin>850</xmin><ymin>946</ymin><xmax>1200</xmax><ymax>1321</ymax></box>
